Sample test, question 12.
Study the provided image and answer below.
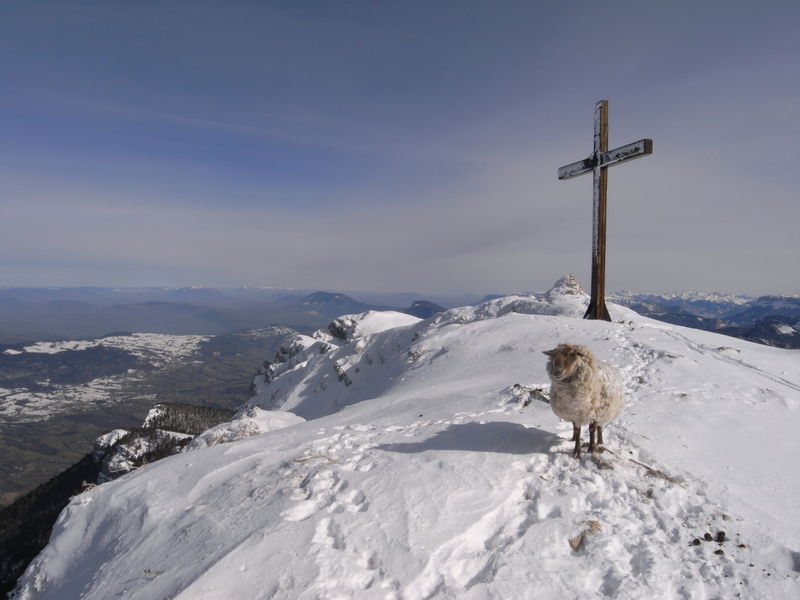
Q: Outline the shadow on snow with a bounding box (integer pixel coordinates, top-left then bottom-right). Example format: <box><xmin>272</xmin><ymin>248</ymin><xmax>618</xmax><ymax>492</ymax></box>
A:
<box><xmin>376</xmin><ymin>421</ymin><xmax>558</xmax><ymax>455</ymax></box>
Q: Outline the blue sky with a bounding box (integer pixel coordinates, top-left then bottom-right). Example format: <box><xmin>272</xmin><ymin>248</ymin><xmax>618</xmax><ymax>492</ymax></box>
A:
<box><xmin>1</xmin><ymin>1</ymin><xmax>798</xmax><ymax>294</ymax></box>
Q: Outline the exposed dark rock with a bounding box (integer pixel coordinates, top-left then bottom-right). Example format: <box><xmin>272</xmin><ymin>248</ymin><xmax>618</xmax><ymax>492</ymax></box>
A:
<box><xmin>0</xmin><ymin>453</ymin><xmax>102</xmax><ymax>599</ymax></box>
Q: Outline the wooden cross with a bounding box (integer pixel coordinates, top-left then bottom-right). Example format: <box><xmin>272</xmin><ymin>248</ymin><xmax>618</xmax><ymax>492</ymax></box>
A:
<box><xmin>558</xmin><ymin>99</ymin><xmax>653</xmax><ymax>321</ymax></box>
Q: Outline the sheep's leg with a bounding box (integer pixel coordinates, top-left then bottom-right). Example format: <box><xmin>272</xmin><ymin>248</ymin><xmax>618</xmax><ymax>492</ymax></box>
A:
<box><xmin>572</xmin><ymin>423</ymin><xmax>582</xmax><ymax>458</ymax></box>
<box><xmin>588</xmin><ymin>423</ymin><xmax>597</xmax><ymax>453</ymax></box>
<box><xmin>597</xmin><ymin>425</ymin><xmax>604</xmax><ymax>446</ymax></box>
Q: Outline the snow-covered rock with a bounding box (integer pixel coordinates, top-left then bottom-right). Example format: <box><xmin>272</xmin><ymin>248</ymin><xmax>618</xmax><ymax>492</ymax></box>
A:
<box><xmin>187</xmin><ymin>408</ymin><xmax>305</xmax><ymax>450</ymax></box>
<box><xmin>91</xmin><ymin>429</ymin><xmax>128</xmax><ymax>461</ymax></box>
<box><xmin>247</xmin><ymin>310</ymin><xmax>422</xmax><ymax>418</ymax></box>
<box><xmin>328</xmin><ymin>310</ymin><xmax>421</xmax><ymax>342</ymax></box>
<box><xmin>12</xmin><ymin>277</ymin><xmax>800</xmax><ymax>599</ymax></box>
<box><xmin>141</xmin><ymin>405</ymin><xmax>166</xmax><ymax>429</ymax></box>
<box><xmin>98</xmin><ymin>429</ymin><xmax>192</xmax><ymax>483</ymax></box>
<box><xmin>260</xmin><ymin>333</ymin><xmax>336</xmax><ymax>385</ymax></box>
<box><xmin>92</xmin><ymin>429</ymin><xmax>128</xmax><ymax>451</ymax></box>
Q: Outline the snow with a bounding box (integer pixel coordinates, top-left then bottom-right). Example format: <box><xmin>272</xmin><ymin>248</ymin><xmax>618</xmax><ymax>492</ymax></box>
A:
<box><xmin>0</xmin><ymin>376</ymin><xmax>126</xmax><ymax>422</ymax></box>
<box><xmin>93</xmin><ymin>429</ymin><xmax>128</xmax><ymax>451</ymax></box>
<box><xmin>187</xmin><ymin>408</ymin><xmax>306</xmax><ymax>449</ymax></box>
<box><xmin>329</xmin><ymin>310</ymin><xmax>421</xmax><ymax>341</ymax></box>
<box><xmin>12</xmin><ymin>280</ymin><xmax>800</xmax><ymax>599</ymax></box>
<box><xmin>0</xmin><ymin>333</ymin><xmax>209</xmax><ymax>423</ymax></box>
<box><xmin>21</xmin><ymin>333</ymin><xmax>210</xmax><ymax>364</ymax></box>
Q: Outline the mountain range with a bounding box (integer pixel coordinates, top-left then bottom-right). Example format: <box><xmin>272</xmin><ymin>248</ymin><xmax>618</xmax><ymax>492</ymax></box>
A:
<box><xmin>608</xmin><ymin>291</ymin><xmax>800</xmax><ymax>348</ymax></box>
<box><xmin>0</xmin><ymin>288</ymin><xmax>448</xmax><ymax>346</ymax></box>
<box><xmin>2</xmin><ymin>285</ymin><xmax>798</xmax><ymax>349</ymax></box>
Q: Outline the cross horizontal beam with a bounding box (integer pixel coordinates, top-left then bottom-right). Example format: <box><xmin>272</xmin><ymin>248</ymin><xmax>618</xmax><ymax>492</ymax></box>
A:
<box><xmin>557</xmin><ymin>138</ymin><xmax>653</xmax><ymax>180</ymax></box>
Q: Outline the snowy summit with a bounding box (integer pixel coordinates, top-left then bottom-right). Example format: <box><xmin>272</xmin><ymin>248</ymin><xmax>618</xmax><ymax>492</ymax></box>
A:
<box><xmin>12</xmin><ymin>278</ymin><xmax>800</xmax><ymax>599</ymax></box>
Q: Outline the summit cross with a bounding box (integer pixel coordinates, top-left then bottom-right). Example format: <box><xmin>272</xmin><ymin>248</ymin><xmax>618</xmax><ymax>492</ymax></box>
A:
<box><xmin>558</xmin><ymin>99</ymin><xmax>653</xmax><ymax>321</ymax></box>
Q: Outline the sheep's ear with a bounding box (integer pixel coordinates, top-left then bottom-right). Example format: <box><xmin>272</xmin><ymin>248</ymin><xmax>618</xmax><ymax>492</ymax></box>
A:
<box><xmin>543</xmin><ymin>349</ymin><xmax>556</xmax><ymax>356</ymax></box>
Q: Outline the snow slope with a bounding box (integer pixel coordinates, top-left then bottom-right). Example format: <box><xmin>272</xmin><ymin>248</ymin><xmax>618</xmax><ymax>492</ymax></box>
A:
<box><xmin>13</xmin><ymin>279</ymin><xmax>800</xmax><ymax>599</ymax></box>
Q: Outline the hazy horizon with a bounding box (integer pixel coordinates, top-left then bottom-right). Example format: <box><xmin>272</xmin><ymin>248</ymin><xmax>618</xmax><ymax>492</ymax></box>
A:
<box><xmin>0</xmin><ymin>279</ymin><xmax>792</xmax><ymax>300</ymax></box>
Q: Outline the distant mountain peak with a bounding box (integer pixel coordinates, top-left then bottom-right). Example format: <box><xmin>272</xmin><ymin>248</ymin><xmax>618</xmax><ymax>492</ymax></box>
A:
<box><xmin>296</xmin><ymin>291</ymin><xmax>374</xmax><ymax>318</ymax></box>
<box><xmin>405</xmin><ymin>300</ymin><xmax>446</xmax><ymax>319</ymax></box>
<box><xmin>545</xmin><ymin>274</ymin><xmax>588</xmax><ymax>302</ymax></box>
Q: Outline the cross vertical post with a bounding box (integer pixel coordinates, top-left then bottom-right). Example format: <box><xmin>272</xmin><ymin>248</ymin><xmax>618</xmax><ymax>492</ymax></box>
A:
<box><xmin>557</xmin><ymin>100</ymin><xmax>653</xmax><ymax>321</ymax></box>
<box><xmin>588</xmin><ymin>100</ymin><xmax>611</xmax><ymax>321</ymax></box>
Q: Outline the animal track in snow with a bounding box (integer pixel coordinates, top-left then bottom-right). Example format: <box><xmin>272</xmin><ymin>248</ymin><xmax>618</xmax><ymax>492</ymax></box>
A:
<box><xmin>277</xmin><ymin>425</ymin><xmax>411</xmax><ymax>598</ymax></box>
<box><xmin>281</xmin><ymin>468</ymin><xmax>344</xmax><ymax>522</ymax></box>
<box><xmin>276</xmin><ymin>404</ymin><xmax>782</xmax><ymax>599</ymax></box>
<box><xmin>398</xmin><ymin>423</ymin><xmax>773</xmax><ymax>600</ymax></box>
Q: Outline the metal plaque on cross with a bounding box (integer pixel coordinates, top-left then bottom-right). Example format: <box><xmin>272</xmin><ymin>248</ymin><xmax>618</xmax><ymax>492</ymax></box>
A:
<box><xmin>558</xmin><ymin>100</ymin><xmax>653</xmax><ymax>321</ymax></box>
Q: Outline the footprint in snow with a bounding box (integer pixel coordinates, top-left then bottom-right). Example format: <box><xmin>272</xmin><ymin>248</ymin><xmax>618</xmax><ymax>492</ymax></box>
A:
<box><xmin>281</xmin><ymin>468</ymin><xmax>345</xmax><ymax>522</ymax></box>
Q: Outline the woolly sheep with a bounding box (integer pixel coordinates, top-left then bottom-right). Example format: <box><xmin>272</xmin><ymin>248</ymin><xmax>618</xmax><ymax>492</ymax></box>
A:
<box><xmin>543</xmin><ymin>343</ymin><xmax>624</xmax><ymax>458</ymax></box>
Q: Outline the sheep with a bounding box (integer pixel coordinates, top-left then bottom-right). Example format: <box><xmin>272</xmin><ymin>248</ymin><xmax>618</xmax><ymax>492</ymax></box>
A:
<box><xmin>543</xmin><ymin>343</ymin><xmax>624</xmax><ymax>458</ymax></box>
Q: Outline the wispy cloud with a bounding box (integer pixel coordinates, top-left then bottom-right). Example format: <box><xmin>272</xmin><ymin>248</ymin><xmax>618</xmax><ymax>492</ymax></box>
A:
<box><xmin>1</xmin><ymin>1</ymin><xmax>798</xmax><ymax>294</ymax></box>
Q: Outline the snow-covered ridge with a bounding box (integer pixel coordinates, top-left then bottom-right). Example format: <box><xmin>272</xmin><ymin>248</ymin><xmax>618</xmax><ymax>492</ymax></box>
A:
<box><xmin>243</xmin><ymin>275</ymin><xmax>636</xmax><ymax>422</ymax></box>
<box><xmin>12</xmin><ymin>278</ymin><xmax>800</xmax><ymax>599</ymax></box>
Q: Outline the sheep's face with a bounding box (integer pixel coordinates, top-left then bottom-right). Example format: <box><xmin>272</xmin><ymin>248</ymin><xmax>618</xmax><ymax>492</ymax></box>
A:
<box><xmin>543</xmin><ymin>344</ymin><xmax>590</xmax><ymax>381</ymax></box>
